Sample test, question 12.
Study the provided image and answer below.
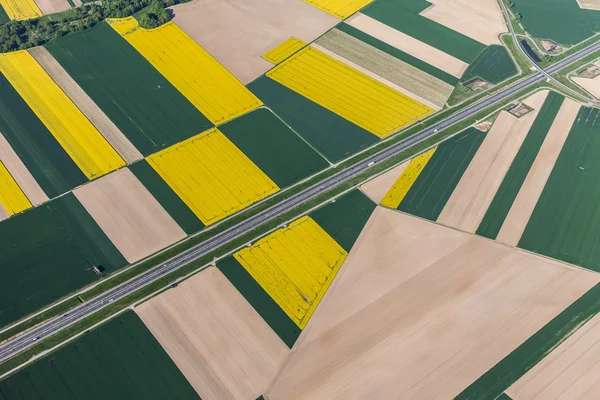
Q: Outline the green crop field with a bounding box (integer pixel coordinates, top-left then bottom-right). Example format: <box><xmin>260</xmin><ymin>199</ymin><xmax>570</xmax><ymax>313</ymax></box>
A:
<box><xmin>248</xmin><ymin>76</ymin><xmax>378</xmax><ymax>163</ymax></box>
<box><xmin>477</xmin><ymin>92</ymin><xmax>564</xmax><ymax>239</ymax></box>
<box><xmin>0</xmin><ymin>194</ymin><xmax>125</xmax><ymax>328</ymax></box>
<box><xmin>362</xmin><ymin>0</ymin><xmax>485</xmax><ymax>63</ymax></box>
<box><xmin>0</xmin><ymin>73</ymin><xmax>86</xmax><ymax>198</ymax></box>
<box><xmin>0</xmin><ymin>5</ymin><xmax>9</xmax><ymax>24</ymax></box>
<box><xmin>461</xmin><ymin>45</ymin><xmax>518</xmax><ymax>84</ymax></box>
<box><xmin>511</xmin><ymin>0</ymin><xmax>600</xmax><ymax>45</ymax></box>
<box><xmin>129</xmin><ymin>161</ymin><xmax>204</xmax><ymax>235</ymax></box>
<box><xmin>45</xmin><ymin>21</ymin><xmax>212</xmax><ymax>156</ymax></box>
<box><xmin>220</xmin><ymin>108</ymin><xmax>329</xmax><ymax>188</ymax></box>
<box><xmin>337</xmin><ymin>23</ymin><xmax>459</xmax><ymax>86</ymax></box>
<box><xmin>0</xmin><ymin>312</ymin><xmax>199</xmax><ymax>399</ymax></box>
<box><xmin>519</xmin><ymin>106</ymin><xmax>600</xmax><ymax>271</ymax></box>
<box><xmin>397</xmin><ymin>128</ymin><xmax>485</xmax><ymax>221</ymax></box>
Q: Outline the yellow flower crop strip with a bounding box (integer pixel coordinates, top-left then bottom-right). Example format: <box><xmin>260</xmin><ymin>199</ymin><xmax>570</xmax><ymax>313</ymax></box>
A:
<box><xmin>147</xmin><ymin>128</ymin><xmax>279</xmax><ymax>226</ymax></box>
<box><xmin>0</xmin><ymin>51</ymin><xmax>125</xmax><ymax>180</ymax></box>
<box><xmin>234</xmin><ymin>216</ymin><xmax>348</xmax><ymax>329</ymax></box>
<box><xmin>262</xmin><ymin>37</ymin><xmax>306</xmax><ymax>64</ymax></box>
<box><xmin>380</xmin><ymin>147</ymin><xmax>437</xmax><ymax>209</ymax></box>
<box><xmin>303</xmin><ymin>0</ymin><xmax>373</xmax><ymax>19</ymax></box>
<box><xmin>267</xmin><ymin>46</ymin><xmax>433</xmax><ymax>138</ymax></box>
<box><xmin>0</xmin><ymin>0</ymin><xmax>42</xmax><ymax>21</ymax></box>
<box><xmin>0</xmin><ymin>160</ymin><xmax>31</xmax><ymax>215</ymax></box>
<box><xmin>107</xmin><ymin>17</ymin><xmax>262</xmax><ymax>125</ymax></box>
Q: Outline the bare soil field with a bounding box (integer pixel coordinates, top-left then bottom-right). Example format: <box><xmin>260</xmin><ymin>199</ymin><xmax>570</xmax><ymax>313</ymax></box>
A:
<box><xmin>0</xmin><ymin>204</ymin><xmax>8</xmax><ymax>222</ymax></box>
<box><xmin>577</xmin><ymin>0</ymin><xmax>600</xmax><ymax>11</ymax></box>
<box><xmin>346</xmin><ymin>12</ymin><xmax>468</xmax><ymax>78</ymax></box>
<box><xmin>170</xmin><ymin>0</ymin><xmax>338</xmax><ymax>84</ymax></box>
<box><xmin>437</xmin><ymin>91</ymin><xmax>548</xmax><ymax>233</ymax></box>
<box><xmin>266</xmin><ymin>206</ymin><xmax>599</xmax><ymax>399</ymax></box>
<box><xmin>0</xmin><ymin>132</ymin><xmax>48</xmax><ymax>206</ymax></box>
<box><xmin>507</xmin><ymin>311</ymin><xmax>600</xmax><ymax>399</ymax></box>
<box><xmin>360</xmin><ymin>161</ymin><xmax>409</xmax><ymax>203</ymax></box>
<box><xmin>496</xmin><ymin>98</ymin><xmax>580</xmax><ymax>246</ymax></box>
<box><xmin>573</xmin><ymin>75</ymin><xmax>600</xmax><ymax>98</ymax></box>
<box><xmin>28</xmin><ymin>47</ymin><xmax>142</xmax><ymax>164</ymax></box>
<box><xmin>34</xmin><ymin>0</ymin><xmax>70</xmax><ymax>15</ymax></box>
<box><xmin>74</xmin><ymin>168</ymin><xmax>185</xmax><ymax>263</ymax></box>
<box><xmin>420</xmin><ymin>0</ymin><xmax>506</xmax><ymax>45</ymax></box>
<box><xmin>137</xmin><ymin>267</ymin><xmax>289</xmax><ymax>400</ymax></box>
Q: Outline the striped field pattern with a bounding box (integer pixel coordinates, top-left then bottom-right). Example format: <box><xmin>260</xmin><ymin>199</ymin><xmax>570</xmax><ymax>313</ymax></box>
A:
<box><xmin>147</xmin><ymin>128</ymin><xmax>279</xmax><ymax>226</ymax></box>
<box><xmin>0</xmin><ymin>51</ymin><xmax>125</xmax><ymax>179</ymax></box>
<box><xmin>262</xmin><ymin>37</ymin><xmax>306</xmax><ymax>64</ymax></box>
<box><xmin>303</xmin><ymin>0</ymin><xmax>373</xmax><ymax>19</ymax></box>
<box><xmin>107</xmin><ymin>17</ymin><xmax>262</xmax><ymax>125</ymax></box>
<box><xmin>0</xmin><ymin>0</ymin><xmax>41</xmax><ymax>20</ymax></box>
<box><xmin>0</xmin><ymin>160</ymin><xmax>31</xmax><ymax>215</ymax></box>
<box><xmin>267</xmin><ymin>46</ymin><xmax>433</xmax><ymax>138</ymax></box>
<box><xmin>234</xmin><ymin>216</ymin><xmax>347</xmax><ymax>328</ymax></box>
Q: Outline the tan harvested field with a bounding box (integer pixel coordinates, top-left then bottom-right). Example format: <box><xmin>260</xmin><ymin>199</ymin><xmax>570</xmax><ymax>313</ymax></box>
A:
<box><xmin>437</xmin><ymin>90</ymin><xmax>549</xmax><ymax>233</ymax></box>
<box><xmin>507</xmin><ymin>312</ymin><xmax>600</xmax><ymax>399</ymax></box>
<box><xmin>346</xmin><ymin>13</ymin><xmax>469</xmax><ymax>78</ymax></box>
<box><xmin>315</xmin><ymin>29</ymin><xmax>454</xmax><ymax>108</ymax></box>
<box><xmin>360</xmin><ymin>160</ymin><xmax>409</xmax><ymax>203</ymax></box>
<box><xmin>420</xmin><ymin>0</ymin><xmax>506</xmax><ymax>45</ymax></box>
<box><xmin>73</xmin><ymin>168</ymin><xmax>185</xmax><ymax>263</ymax></box>
<box><xmin>0</xmin><ymin>203</ymin><xmax>8</xmax><ymax>222</ymax></box>
<box><xmin>170</xmin><ymin>0</ymin><xmax>337</xmax><ymax>84</ymax></box>
<box><xmin>577</xmin><ymin>0</ymin><xmax>600</xmax><ymax>11</ymax></box>
<box><xmin>266</xmin><ymin>207</ymin><xmax>599</xmax><ymax>399</ymax></box>
<box><xmin>497</xmin><ymin>98</ymin><xmax>580</xmax><ymax>246</ymax></box>
<box><xmin>28</xmin><ymin>47</ymin><xmax>142</xmax><ymax>164</ymax></box>
<box><xmin>310</xmin><ymin>43</ymin><xmax>441</xmax><ymax>110</ymax></box>
<box><xmin>0</xmin><ymin>132</ymin><xmax>47</xmax><ymax>206</ymax></box>
<box><xmin>136</xmin><ymin>267</ymin><xmax>289</xmax><ymax>400</ymax></box>
<box><xmin>34</xmin><ymin>0</ymin><xmax>70</xmax><ymax>15</ymax></box>
<box><xmin>573</xmin><ymin>75</ymin><xmax>600</xmax><ymax>99</ymax></box>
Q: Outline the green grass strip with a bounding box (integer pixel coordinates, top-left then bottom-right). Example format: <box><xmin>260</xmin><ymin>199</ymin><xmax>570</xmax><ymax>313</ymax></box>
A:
<box><xmin>455</xmin><ymin>283</ymin><xmax>600</xmax><ymax>399</ymax></box>
<box><xmin>129</xmin><ymin>161</ymin><xmax>204</xmax><ymax>235</ymax></box>
<box><xmin>217</xmin><ymin>256</ymin><xmax>301</xmax><ymax>348</ymax></box>
<box><xmin>336</xmin><ymin>23</ymin><xmax>458</xmax><ymax>86</ymax></box>
<box><xmin>398</xmin><ymin>128</ymin><xmax>485</xmax><ymax>221</ymax></box>
<box><xmin>476</xmin><ymin>92</ymin><xmax>565</xmax><ymax>239</ymax></box>
<box><xmin>461</xmin><ymin>45</ymin><xmax>518</xmax><ymax>85</ymax></box>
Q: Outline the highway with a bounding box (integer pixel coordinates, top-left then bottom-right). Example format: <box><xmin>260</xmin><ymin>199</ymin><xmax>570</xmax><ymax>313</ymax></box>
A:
<box><xmin>1</xmin><ymin>36</ymin><xmax>600</xmax><ymax>366</ymax></box>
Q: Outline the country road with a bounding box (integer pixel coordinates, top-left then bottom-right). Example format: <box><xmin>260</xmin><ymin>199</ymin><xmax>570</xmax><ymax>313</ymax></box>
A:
<box><xmin>1</xmin><ymin>36</ymin><xmax>600</xmax><ymax>366</ymax></box>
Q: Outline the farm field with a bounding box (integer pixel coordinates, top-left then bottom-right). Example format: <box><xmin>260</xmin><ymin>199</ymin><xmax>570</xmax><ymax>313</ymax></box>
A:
<box><xmin>147</xmin><ymin>128</ymin><xmax>279</xmax><ymax>226</ymax></box>
<box><xmin>107</xmin><ymin>17</ymin><xmax>262</xmax><ymax>125</ymax></box>
<box><xmin>266</xmin><ymin>206</ymin><xmax>600</xmax><ymax>399</ymax></box>
<box><xmin>573</xmin><ymin>74</ymin><xmax>600</xmax><ymax>98</ymax></box>
<box><xmin>0</xmin><ymin>161</ymin><xmax>30</xmax><ymax>217</ymax></box>
<box><xmin>45</xmin><ymin>21</ymin><xmax>211</xmax><ymax>156</ymax></box>
<box><xmin>33</xmin><ymin>0</ymin><xmax>70</xmax><ymax>16</ymax></box>
<box><xmin>0</xmin><ymin>0</ymin><xmax>40</xmax><ymax>20</ymax></box>
<box><xmin>0</xmin><ymin>51</ymin><xmax>125</xmax><ymax>180</ymax></box>
<box><xmin>0</xmin><ymin>193</ymin><xmax>125</xmax><ymax>328</ymax></box>
<box><xmin>0</xmin><ymin>312</ymin><xmax>199</xmax><ymax>399</ymax></box>
<box><xmin>73</xmin><ymin>168</ymin><xmax>186</xmax><ymax>264</ymax></box>
<box><xmin>136</xmin><ymin>267</ymin><xmax>289</xmax><ymax>400</ymax></box>
<box><xmin>170</xmin><ymin>0</ymin><xmax>337</xmax><ymax>84</ymax></box>
<box><xmin>461</xmin><ymin>45</ymin><xmax>517</xmax><ymax>85</ymax></box>
<box><xmin>361</xmin><ymin>161</ymin><xmax>409</xmax><ymax>203</ymax></box>
<box><xmin>262</xmin><ymin>37</ymin><xmax>306</xmax><ymax>64</ymax></box>
<box><xmin>303</xmin><ymin>0</ymin><xmax>373</xmax><ymax>19</ymax></box>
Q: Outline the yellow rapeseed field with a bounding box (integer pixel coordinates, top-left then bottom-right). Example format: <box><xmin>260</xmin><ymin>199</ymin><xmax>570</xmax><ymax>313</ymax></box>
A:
<box><xmin>234</xmin><ymin>216</ymin><xmax>348</xmax><ymax>329</ymax></box>
<box><xmin>0</xmin><ymin>0</ymin><xmax>42</xmax><ymax>21</ymax></box>
<box><xmin>0</xmin><ymin>160</ymin><xmax>31</xmax><ymax>215</ymax></box>
<box><xmin>303</xmin><ymin>0</ymin><xmax>373</xmax><ymax>19</ymax></box>
<box><xmin>262</xmin><ymin>37</ymin><xmax>306</xmax><ymax>64</ymax></box>
<box><xmin>380</xmin><ymin>147</ymin><xmax>436</xmax><ymax>208</ymax></box>
<box><xmin>0</xmin><ymin>51</ymin><xmax>125</xmax><ymax>180</ymax></box>
<box><xmin>147</xmin><ymin>128</ymin><xmax>279</xmax><ymax>226</ymax></box>
<box><xmin>107</xmin><ymin>17</ymin><xmax>262</xmax><ymax>125</ymax></box>
<box><xmin>267</xmin><ymin>46</ymin><xmax>433</xmax><ymax>138</ymax></box>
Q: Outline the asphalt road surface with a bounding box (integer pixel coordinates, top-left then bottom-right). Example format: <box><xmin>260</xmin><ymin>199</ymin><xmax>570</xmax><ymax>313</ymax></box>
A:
<box><xmin>1</xmin><ymin>38</ymin><xmax>600</xmax><ymax>366</ymax></box>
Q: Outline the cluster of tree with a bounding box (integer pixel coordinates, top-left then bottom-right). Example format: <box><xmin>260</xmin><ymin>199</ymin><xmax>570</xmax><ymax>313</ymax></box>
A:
<box><xmin>0</xmin><ymin>0</ymin><xmax>182</xmax><ymax>52</ymax></box>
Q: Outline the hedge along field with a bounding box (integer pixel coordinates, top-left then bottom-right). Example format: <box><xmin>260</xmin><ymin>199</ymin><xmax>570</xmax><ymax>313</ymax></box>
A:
<box><xmin>219</xmin><ymin>108</ymin><xmax>329</xmax><ymax>188</ymax></box>
<box><xmin>362</xmin><ymin>0</ymin><xmax>485</xmax><ymax>64</ymax></box>
<box><xmin>45</xmin><ymin>21</ymin><xmax>212</xmax><ymax>157</ymax></box>
<box><xmin>394</xmin><ymin>128</ymin><xmax>485</xmax><ymax>221</ymax></box>
<box><xmin>0</xmin><ymin>312</ymin><xmax>199</xmax><ymax>400</ymax></box>
<box><xmin>519</xmin><ymin>107</ymin><xmax>600</xmax><ymax>272</ymax></box>
<box><xmin>511</xmin><ymin>0</ymin><xmax>600</xmax><ymax>45</ymax></box>
<box><xmin>0</xmin><ymin>193</ymin><xmax>125</xmax><ymax>328</ymax></box>
<box><xmin>0</xmin><ymin>72</ymin><xmax>86</xmax><ymax>199</ymax></box>
<box><xmin>461</xmin><ymin>45</ymin><xmax>517</xmax><ymax>85</ymax></box>
<box><xmin>477</xmin><ymin>92</ymin><xmax>565</xmax><ymax>240</ymax></box>
<box><xmin>218</xmin><ymin>190</ymin><xmax>375</xmax><ymax>348</ymax></box>
<box><xmin>248</xmin><ymin>76</ymin><xmax>378</xmax><ymax>163</ymax></box>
